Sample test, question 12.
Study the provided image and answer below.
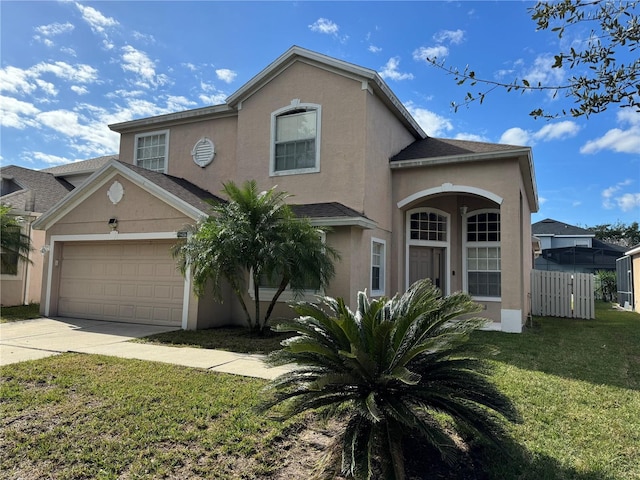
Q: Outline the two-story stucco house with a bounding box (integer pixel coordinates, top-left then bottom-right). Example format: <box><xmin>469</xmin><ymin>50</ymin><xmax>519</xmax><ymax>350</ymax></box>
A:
<box><xmin>33</xmin><ymin>46</ymin><xmax>539</xmax><ymax>333</ymax></box>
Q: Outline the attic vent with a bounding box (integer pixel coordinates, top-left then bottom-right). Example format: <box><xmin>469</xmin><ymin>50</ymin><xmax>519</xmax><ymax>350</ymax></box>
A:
<box><xmin>191</xmin><ymin>137</ymin><xmax>215</xmax><ymax>168</ymax></box>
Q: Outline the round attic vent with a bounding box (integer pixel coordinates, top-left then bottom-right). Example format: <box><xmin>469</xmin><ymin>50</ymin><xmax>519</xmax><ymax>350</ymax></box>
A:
<box><xmin>192</xmin><ymin>137</ymin><xmax>215</xmax><ymax>167</ymax></box>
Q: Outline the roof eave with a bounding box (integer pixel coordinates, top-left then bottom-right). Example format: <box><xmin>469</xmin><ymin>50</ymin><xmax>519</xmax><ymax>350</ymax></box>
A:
<box><xmin>309</xmin><ymin>216</ymin><xmax>377</xmax><ymax>229</ymax></box>
<box><xmin>108</xmin><ymin>104</ymin><xmax>236</xmax><ymax>133</ymax></box>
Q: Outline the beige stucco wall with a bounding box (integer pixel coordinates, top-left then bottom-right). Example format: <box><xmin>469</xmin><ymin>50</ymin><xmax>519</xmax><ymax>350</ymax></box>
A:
<box><xmin>390</xmin><ymin>157</ymin><xmax>529</xmax><ymax>325</ymax></box>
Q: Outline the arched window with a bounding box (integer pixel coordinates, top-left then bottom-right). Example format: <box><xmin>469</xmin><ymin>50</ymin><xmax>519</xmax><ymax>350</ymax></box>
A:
<box><xmin>270</xmin><ymin>101</ymin><xmax>321</xmax><ymax>175</ymax></box>
<box><xmin>465</xmin><ymin>210</ymin><xmax>501</xmax><ymax>298</ymax></box>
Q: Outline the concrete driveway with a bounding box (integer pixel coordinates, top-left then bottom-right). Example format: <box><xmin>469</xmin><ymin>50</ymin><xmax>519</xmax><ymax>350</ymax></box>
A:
<box><xmin>0</xmin><ymin>317</ymin><xmax>178</xmax><ymax>366</ymax></box>
<box><xmin>0</xmin><ymin>318</ymin><xmax>293</xmax><ymax>379</ymax></box>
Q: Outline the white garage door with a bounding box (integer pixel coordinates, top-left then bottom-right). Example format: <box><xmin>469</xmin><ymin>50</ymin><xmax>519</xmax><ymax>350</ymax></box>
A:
<box><xmin>58</xmin><ymin>240</ymin><xmax>184</xmax><ymax>326</ymax></box>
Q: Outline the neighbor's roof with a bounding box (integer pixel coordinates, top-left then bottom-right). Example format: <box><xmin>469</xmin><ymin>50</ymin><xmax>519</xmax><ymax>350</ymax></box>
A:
<box><xmin>532</xmin><ymin>218</ymin><xmax>595</xmax><ymax>237</ymax></box>
<box><xmin>41</xmin><ymin>155</ymin><xmax>118</xmax><ymax>176</ymax></box>
<box><xmin>0</xmin><ymin>165</ymin><xmax>74</xmax><ymax>214</ymax></box>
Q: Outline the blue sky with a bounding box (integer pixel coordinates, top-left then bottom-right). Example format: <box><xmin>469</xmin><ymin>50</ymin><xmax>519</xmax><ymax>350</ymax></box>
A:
<box><xmin>1</xmin><ymin>1</ymin><xmax>638</xmax><ymax>227</ymax></box>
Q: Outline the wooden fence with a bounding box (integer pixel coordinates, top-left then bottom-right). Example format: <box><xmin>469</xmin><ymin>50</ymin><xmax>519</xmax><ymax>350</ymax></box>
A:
<box><xmin>531</xmin><ymin>270</ymin><xmax>595</xmax><ymax>319</ymax></box>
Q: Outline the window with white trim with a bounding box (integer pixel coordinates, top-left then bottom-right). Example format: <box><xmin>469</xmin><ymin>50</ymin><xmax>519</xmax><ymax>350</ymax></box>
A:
<box><xmin>135</xmin><ymin>130</ymin><xmax>169</xmax><ymax>173</ymax></box>
<box><xmin>271</xmin><ymin>102</ymin><xmax>320</xmax><ymax>175</ymax></box>
<box><xmin>409</xmin><ymin>211</ymin><xmax>447</xmax><ymax>241</ymax></box>
<box><xmin>466</xmin><ymin>211</ymin><xmax>501</xmax><ymax>298</ymax></box>
<box><xmin>371</xmin><ymin>238</ymin><xmax>385</xmax><ymax>296</ymax></box>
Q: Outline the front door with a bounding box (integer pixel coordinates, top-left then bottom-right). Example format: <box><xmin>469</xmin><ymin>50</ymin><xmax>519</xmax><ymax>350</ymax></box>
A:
<box><xmin>409</xmin><ymin>246</ymin><xmax>446</xmax><ymax>292</ymax></box>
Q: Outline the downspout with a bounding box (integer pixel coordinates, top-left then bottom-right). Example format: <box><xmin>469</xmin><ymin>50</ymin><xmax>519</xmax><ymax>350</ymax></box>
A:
<box><xmin>22</xmin><ymin>216</ymin><xmax>33</xmax><ymax>305</ymax></box>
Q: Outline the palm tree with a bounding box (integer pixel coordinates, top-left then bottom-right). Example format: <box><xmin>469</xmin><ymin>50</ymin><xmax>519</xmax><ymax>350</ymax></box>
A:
<box><xmin>1</xmin><ymin>204</ymin><xmax>33</xmax><ymax>274</ymax></box>
<box><xmin>173</xmin><ymin>180</ymin><xmax>339</xmax><ymax>334</ymax></box>
<box><xmin>261</xmin><ymin>279</ymin><xmax>520</xmax><ymax>479</ymax></box>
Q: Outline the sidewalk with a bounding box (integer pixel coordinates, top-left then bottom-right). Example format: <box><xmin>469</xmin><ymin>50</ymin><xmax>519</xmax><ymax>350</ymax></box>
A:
<box><xmin>0</xmin><ymin>318</ymin><xmax>293</xmax><ymax>380</ymax></box>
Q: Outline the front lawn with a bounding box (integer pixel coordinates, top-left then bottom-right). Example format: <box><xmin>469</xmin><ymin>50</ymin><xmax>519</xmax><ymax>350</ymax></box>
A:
<box><xmin>1</xmin><ymin>301</ymin><xmax>639</xmax><ymax>479</ymax></box>
<box><xmin>0</xmin><ymin>303</ymin><xmax>40</xmax><ymax>323</ymax></box>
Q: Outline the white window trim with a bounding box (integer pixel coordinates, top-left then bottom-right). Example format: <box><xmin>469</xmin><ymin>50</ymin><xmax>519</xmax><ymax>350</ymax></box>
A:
<box><xmin>462</xmin><ymin>208</ymin><xmax>501</xmax><ymax>302</ymax></box>
<box><xmin>134</xmin><ymin>129</ymin><xmax>170</xmax><ymax>173</ymax></box>
<box><xmin>405</xmin><ymin>208</ymin><xmax>450</xmax><ymax>295</ymax></box>
<box><xmin>270</xmin><ymin>101</ymin><xmax>321</xmax><ymax>176</ymax></box>
<box><xmin>370</xmin><ymin>237</ymin><xmax>386</xmax><ymax>297</ymax></box>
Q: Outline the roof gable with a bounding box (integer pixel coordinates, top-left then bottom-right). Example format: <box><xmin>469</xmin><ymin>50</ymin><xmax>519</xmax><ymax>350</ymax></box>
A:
<box><xmin>32</xmin><ymin>160</ymin><xmax>222</xmax><ymax>230</ymax></box>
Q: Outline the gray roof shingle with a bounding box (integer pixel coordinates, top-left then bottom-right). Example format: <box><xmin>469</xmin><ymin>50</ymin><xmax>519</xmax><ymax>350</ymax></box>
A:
<box><xmin>1</xmin><ymin>165</ymin><xmax>74</xmax><ymax>213</ymax></box>
<box><xmin>391</xmin><ymin>137</ymin><xmax>527</xmax><ymax>162</ymax></box>
<box><xmin>41</xmin><ymin>155</ymin><xmax>118</xmax><ymax>175</ymax></box>
<box><xmin>532</xmin><ymin>218</ymin><xmax>594</xmax><ymax>236</ymax></box>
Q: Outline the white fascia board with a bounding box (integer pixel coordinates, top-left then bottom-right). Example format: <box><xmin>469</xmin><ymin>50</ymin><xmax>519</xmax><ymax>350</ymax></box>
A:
<box><xmin>554</xmin><ymin>234</ymin><xmax>595</xmax><ymax>238</ymax></box>
<box><xmin>108</xmin><ymin>105</ymin><xmax>235</xmax><ymax>133</ymax></box>
<box><xmin>390</xmin><ymin>147</ymin><xmax>532</xmax><ymax>170</ymax></box>
<box><xmin>625</xmin><ymin>245</ymin><xmax>640</xmax><ymax>256</ymax></box>
<box><xmin>33</xmin><ymin>160</ymin><xmax>207</xmax><ymax>230</ymax></box>
<box><xmin>310</xmin><ymin>216</ymin><xmax>377</xmax><ymax>230</ymax></box>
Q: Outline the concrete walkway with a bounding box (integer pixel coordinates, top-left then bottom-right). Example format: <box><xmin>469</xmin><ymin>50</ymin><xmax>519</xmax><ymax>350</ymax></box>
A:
<box><xmin>0</xmin><ymin>318</ymin><xmax>293</xmax><ymax>380</ymax></box>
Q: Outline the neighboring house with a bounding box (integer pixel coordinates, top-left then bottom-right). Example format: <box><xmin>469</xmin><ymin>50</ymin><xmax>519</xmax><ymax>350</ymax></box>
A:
<box><xmin>33</xmin><ymin>46</ymin><xmax>539</xmax><ymax>332</ymax></box>
<box><xmin>1</xmin><ymin>166</ymin><xmax>73</xmax><ymax>306</ymax></box>
<box><xmin>532</xmin><ymin>218</ymin><xmax>626</xmax><ymax>273</ymax></box>
<box><xmin>0</xmin><ymin>156</ymin><xmax>117</xmax><ymax>307</ymax></box>
<box><xmin>617</xmin><ymin>244</ymin><xmax>640</xmax><ymax>312</ymax></box>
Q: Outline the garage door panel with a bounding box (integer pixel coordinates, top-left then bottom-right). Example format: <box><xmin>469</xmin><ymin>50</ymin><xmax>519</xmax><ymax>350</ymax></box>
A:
<box><xmin>58</xmin><ymin>241</ymin><xmax>183</xmax><ymax>327</ymax></box>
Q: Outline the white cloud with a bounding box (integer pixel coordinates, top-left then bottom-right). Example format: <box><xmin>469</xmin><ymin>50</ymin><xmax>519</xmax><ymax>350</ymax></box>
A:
<box><xmin>32</xmin><ymin>61</ymin><xmax>98</xmax><ymax>84</ymax></box>
<box><xmin>121</xmin><ymin>46</ymin><xmax>169</xmax><ymax>88</ymax></box>
<box><xmin>413</xmin><ymin>45</ymin><xmax>449</xmax><ymax>62</ymax></box>
<box><xmin>523</xmin><ymin>54</ymin><xmax>564</xmax><ymax>88</ymax></box>
<box><xmin>368</xmin><ymin>45</ymin><xmax>382</xmax><ymax>54</ymax></box>
<box><xmin>71</xmin><ymin>85</ymin><xmax>89</xmax><ymax>95</ymax></box>
<box><xmin>433</xmin><ymin>29</ymin><xmax>465</xmax><ymax>45</ymax></box>
<box><xmin>533</xmin><ymin>121</ymin><xmax>580</xmax><ymax>141</ymax></box>
<box><xmin>455</xmin><ymin>132</ymin><xmax>490</xmax><ymax>142</ymax></box>
<box><xmin>309</xmin><ymin>18</ymin><xmax>339</xmax><ymax>35</ymax></box>
<box><xmin>602</xmin><ymin>179</ymin><xmax>636</xmax><ymax>210</ymax></box>
<box><xmin>0</xmin><ymin>95</ymin><xmax>40</xmax><ymax>129</ymax></box>
<box><xmin>216</xmin><ymin>68</ymin><xmax>237</xmax><ymax>84</ymax></box>
<box><xmin>199</xmin><ymin>93</ymin><xmax>227</xmax><ymax>105</ymax></box>
<box><xmin>379</xmin><ymin>57</ymin><xmax>414</xmax><ymax>81</ymax></box>
<box><xmin>0</xmin><ymin>66</ymin><xmax>38</xmax><ymax>95</ymax></box>
<box><xmin>499</xmin><ymin>127</ymin><xmax>530</xmax><ymax>146</ymax></box>
<box><xmin>34</xmin><ymin>22</ymin><xmax>74</xmax><ymax>37</ymax></box>
<box><xmin>405</xmin><ymin>102</ymin><xmax>452</xmax><ymax>136</ymax></box>
<box><xmin>580</xmin><ymin>110</ymin><xmax>640</xmax><ymax>154</ymax></box>
<box><xmin>499</xmin><ymin>121</ymin><xmax>580</xmax><ymax>146</ymax></box>
<box><xmin>75</xmin><ymin>2</ymin><xmax>119</xmax><ymax>34</ymax></box>
<box><xmin>539</xmin><ymin>196</ymin><xmax>548</xmax><ymax>205</ymax></box>
<box><xmin>617</xmin><ymin>193</ymin><xmax>640</xmax><ymax>212</ymax></box>
<box><xmin>33</xmin><ymin>152</ymin><xmax>74</xmax><ymax>165</ymax></box>
<box><xmin>166</xmin><ymin>95</ymin><xmax>197</xmax><ymax>111</ymax></box>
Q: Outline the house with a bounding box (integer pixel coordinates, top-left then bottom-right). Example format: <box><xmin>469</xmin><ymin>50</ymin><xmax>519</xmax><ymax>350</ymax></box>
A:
<box><xmin>532</xmin><ymin>218</ymin><xmax>626</xmax><ymax>273</ymax></box>
<box><xmin>0</xmin><ymin>156</ymin><xmax>116</xmax><ymax>307</ymax></box>
<box><xmin>617</xmin><ymin>244</ymin><xmax>640</xmax><ymax>311</ymax></box>
<box><xmin>32</xmin><ymin>46</ymin><xmax>539</xmax><ymax>333</ymax></box>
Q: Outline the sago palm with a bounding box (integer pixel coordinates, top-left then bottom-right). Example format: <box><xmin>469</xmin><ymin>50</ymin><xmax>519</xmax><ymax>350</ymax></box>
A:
<box><xmin>261</xmin><ymin>279</ymin><xmax>520</xmax><ymax>479</ymax></box>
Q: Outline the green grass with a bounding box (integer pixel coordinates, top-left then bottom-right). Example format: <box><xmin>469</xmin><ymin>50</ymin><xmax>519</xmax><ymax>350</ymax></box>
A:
<box><xmin>0</xmin><ymin>303</ymin><xmax>40</xmax><ymax>323</ymax></box>
<box><xmin>0</xmin><ymin>354</ymin><xmax>294</xmax><ymax>479</ymax></box>
<box><xmin>1</xmin><ymin>301</ymin><xmax>639</xmax><ymax>479</ymax></box>
<box><xmin>469</xmin><ymin>301</ymin><xmax>640</xmax><ymax>480</ymax></box>
<box><xmin>134</xmin><ymin>325</ymin><xmax>296</xmax><ymax>354</ymax></box>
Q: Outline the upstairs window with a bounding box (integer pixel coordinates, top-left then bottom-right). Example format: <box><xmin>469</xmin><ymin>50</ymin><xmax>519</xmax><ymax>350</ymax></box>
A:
<box><xmin>135</xmin><ymin>130</ymin><xmax>169</xmax><ymax>173</ymax></box>
<box><xmin>271</xmin><ymin>102</ymin><xmax>320</xmax><ymax>175</ymax></box>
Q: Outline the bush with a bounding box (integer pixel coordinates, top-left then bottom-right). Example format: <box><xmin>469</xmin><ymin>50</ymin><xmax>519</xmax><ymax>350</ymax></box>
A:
<box><xmin>261</xmin><ymin>279</ymin><xmax>520</xmax><ymax>479</ymax></box>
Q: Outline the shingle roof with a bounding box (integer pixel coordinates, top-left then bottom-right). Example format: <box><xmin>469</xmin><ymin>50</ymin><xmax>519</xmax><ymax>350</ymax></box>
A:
<box><xmin>291</xmin><ymin>202</ymin><xmax>366</xmax><ymax>219</ymax></box>
<box><xmin>41</xmin><ymin>155</ymin><xmax>118</xmax><ymax>175</ymax></box>
<box><xmin>0</xmin><ymin>165</ymin><xmax>74</xmax><ymax>213</ymax></box>
<box><xmin>115</xmin><ymin>161</ymin><xmax>223</xmax><ymax>213</ymax></box>
<box><xmin>532</xmin><ymin>218</ymin><xmax>594</xmax><ymax>236</ymax></box>
<box><xmin>390</xmin><ymin>137</ymin><xmax>527</xmax><ymax>162</ymax></box>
